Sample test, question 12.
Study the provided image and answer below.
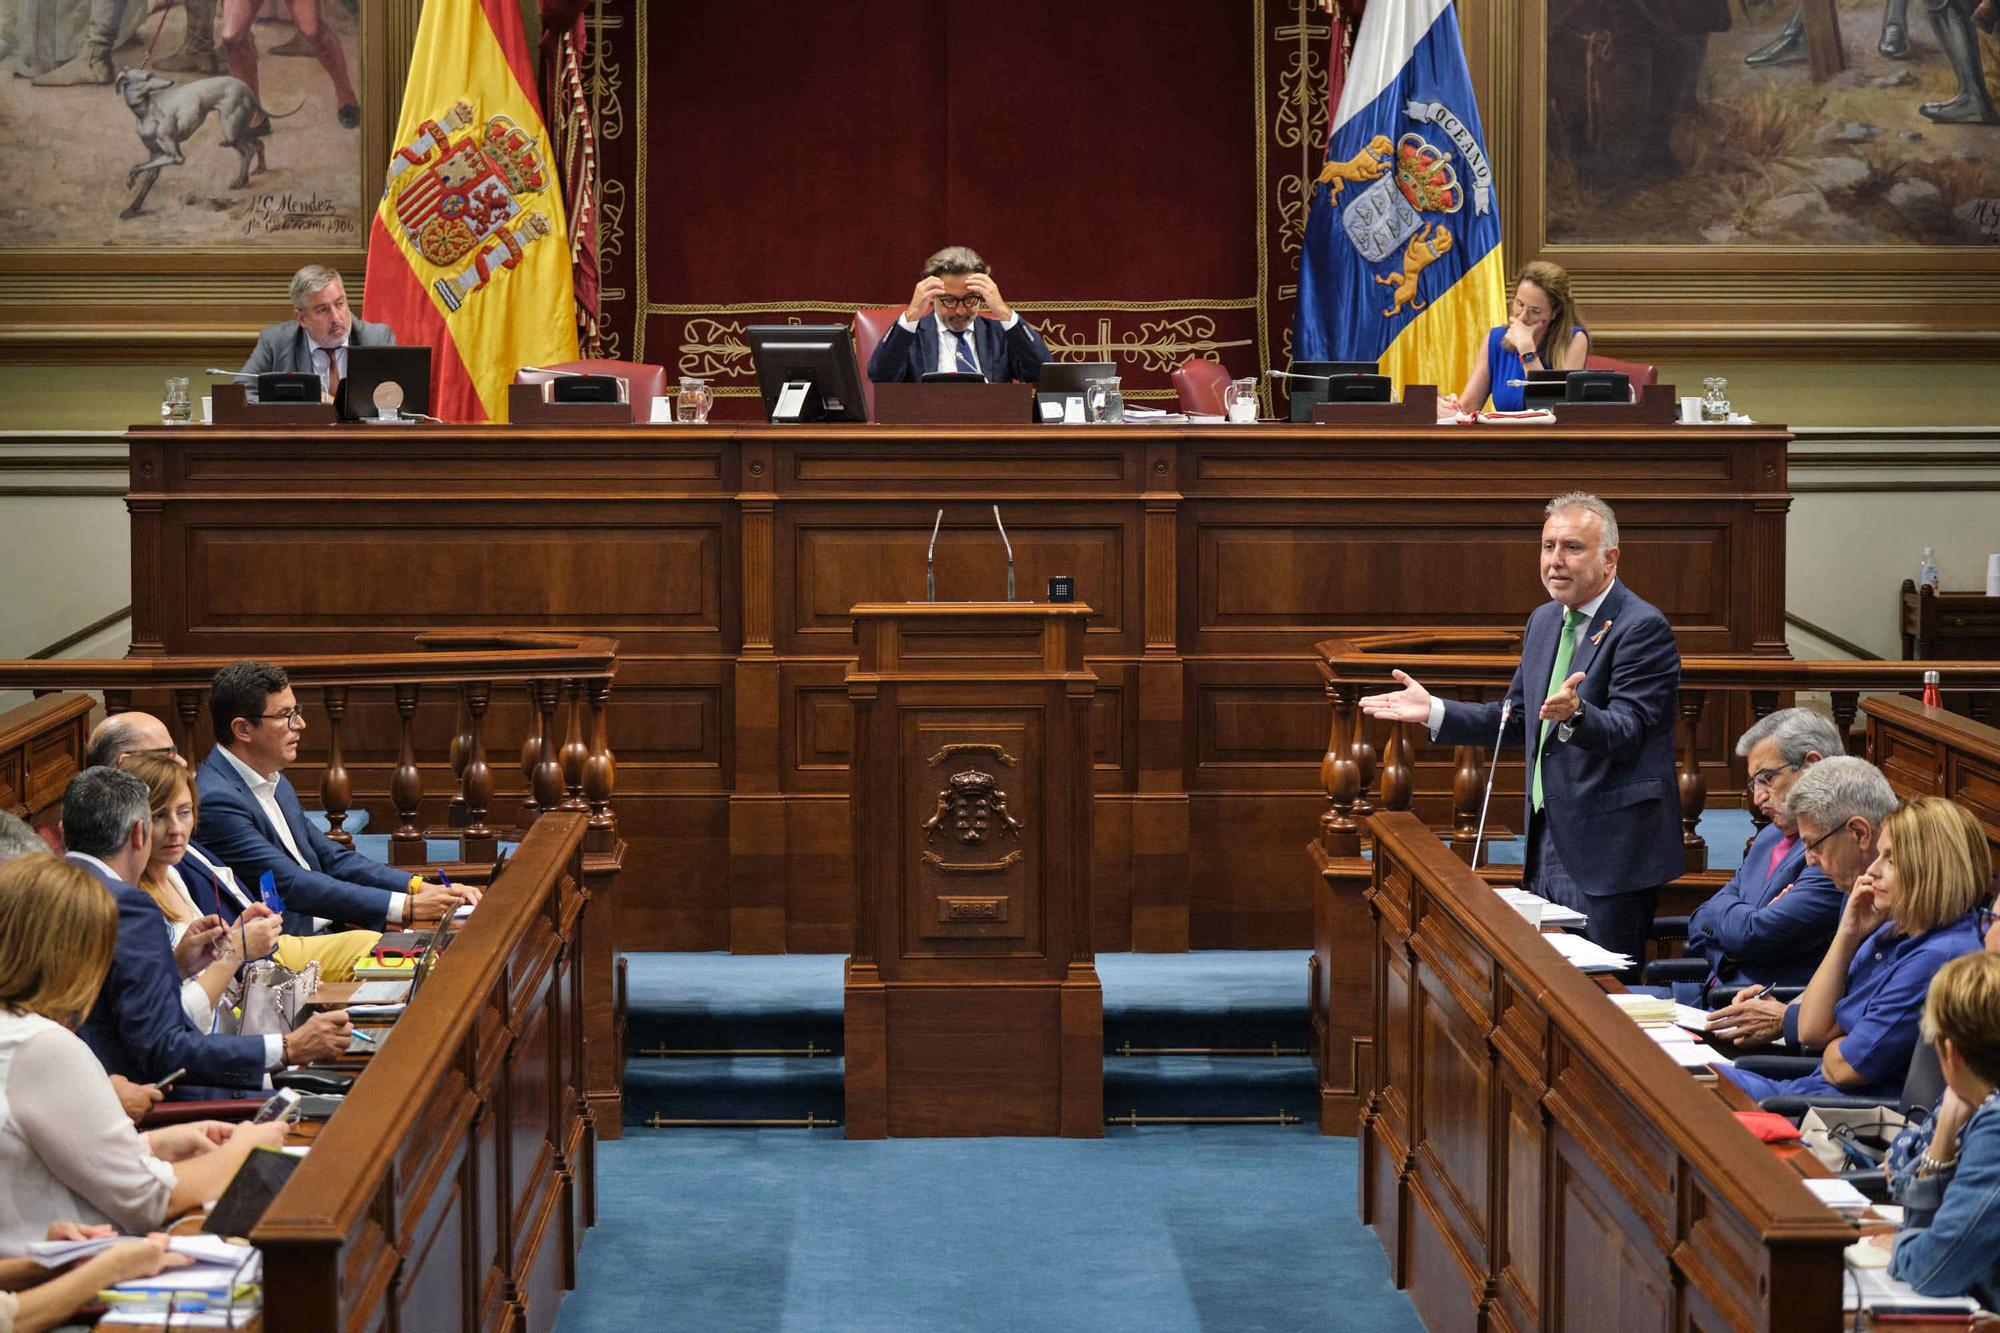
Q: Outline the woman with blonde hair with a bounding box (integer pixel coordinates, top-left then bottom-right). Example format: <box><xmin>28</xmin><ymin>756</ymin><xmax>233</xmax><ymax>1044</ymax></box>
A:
<box><xmin>1439</xmin><ymin>259</ymin><xmax>1590</xmax><ymax>416</ymax></box>
<box><xmin>1722</xmin><ymin>796</ymin><xmax>1991</xmax><ymax>1102</ymax></box>
<box><xmin>0</xmin><ymin>854</ymin><xmax>285</xmax><ymax>1253</ymax></box>
<box><xmin>1870</xmin><ymin>950</ymin><xmax>2000</xmax><ymax>1308</ymax></box>
<box><xmin>124</xmin><ymin>752</ymin><xmax>378</xmax><ymax>986</ymax></box>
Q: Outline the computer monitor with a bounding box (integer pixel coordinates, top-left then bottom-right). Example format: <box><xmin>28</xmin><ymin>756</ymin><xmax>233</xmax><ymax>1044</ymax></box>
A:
<box><xmin>338</xmin><ymin>345</ymin><xmax>432</xmax><ymax>421</ymax></box>
<box><xmin>1564</xmin><ymin>370</ymin><xmax>1631</xmax><ymax>403</ymax></box>
<box><xmin>747</xmin><ymin>324</ymin><xmax>867</xmax><ymax>423</ymax></box>
<box><xmin>1286</xmin><ymin>360</ymin><xmax>1379</xmax><ymax>421</ymax></box>
<box><xmin>1521</xmin><ymin>368</ymin><xmax>1571</xmax><ymax>409</ymax></box>
<box><xmin>1037</xmin><ymin>361</ymin><xmax>1115</xmax><ymax>396</ymax></box>
<box><xmin>1319</xmin><ymin>373</ymin><xmax>1392</xmax><ymax>404</ymax></box>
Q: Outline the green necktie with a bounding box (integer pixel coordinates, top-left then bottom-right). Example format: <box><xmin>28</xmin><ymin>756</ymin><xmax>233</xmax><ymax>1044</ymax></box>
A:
<box><xmin>1533</xmin><ymin>608</ymin><xmax>1586</xmax><ymax>812</ymax></box>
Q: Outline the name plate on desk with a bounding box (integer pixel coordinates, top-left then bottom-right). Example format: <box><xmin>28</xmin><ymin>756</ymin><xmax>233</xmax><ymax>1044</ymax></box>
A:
<box><xmin>506</xmin><ymin>383</ymin><xmax>633</xmax><ymax>425</ymax></box>
<box><xmin>873</xmin><ymin>381</ymin><xmax>1031</xmax><ymax>426</ymax></box>
<box><xmin>211</xmin><ymin>382</ymin><xmax>337</xmax><ymax>427</ymax></box>
<box><xmin>1552</xmin><ymin>384</ymin><xmax>1679</xmax><ymax>425</ymax></box>
<box><xmin>1310</xmin><ymin>385</ymin><xmax>1437</xmax><ymax>425</ymax></box>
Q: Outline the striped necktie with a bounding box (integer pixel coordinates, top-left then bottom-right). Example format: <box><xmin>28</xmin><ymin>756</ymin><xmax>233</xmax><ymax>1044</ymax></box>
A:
<box><xmin>951</xmin><ymin>329</ymin><xmax>978</xmax><ymax>376</ymax></box>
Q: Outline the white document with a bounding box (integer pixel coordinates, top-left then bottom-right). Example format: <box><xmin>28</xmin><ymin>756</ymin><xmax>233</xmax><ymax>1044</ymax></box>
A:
<box><xmin>1542</xmin><ymin>931</ymin><xmax>1634</xmax><ymax>973</ymax></box>
<box><xmin>1804</xmin><ymin>1178</ymin><xmax>1872</xmax><ymax>1212</ymax></box>
<box><xmin>1657</xmin><ymin>1040</ymin><xmax>1733</xmax><ymax>1070</ymax></box>
<box><xmin>1841</xmin><ymin>1260</ymin><xmax>1985</xmax><ymax>1313</ymax></box>
<box><xmin>1674</xmin><ymin>1003</ymin><xmax>1714</xmax><ymax>1033</ymax></box>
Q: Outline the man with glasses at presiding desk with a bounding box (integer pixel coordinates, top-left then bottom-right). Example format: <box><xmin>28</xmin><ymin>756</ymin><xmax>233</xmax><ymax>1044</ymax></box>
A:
<box><xmin>865</xmin><ymin>245</ymin><xmax>1052</xmax><ymax>385</ymax></box>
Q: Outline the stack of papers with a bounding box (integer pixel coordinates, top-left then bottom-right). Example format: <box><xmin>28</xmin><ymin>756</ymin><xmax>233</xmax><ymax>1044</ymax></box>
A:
<box><xmin>1493</xmin><ymin>888</ymin><xmax>1585</xmax><ymax>927</ymax></box>
<box><xmin>91</xmin><ymin>1237</ymin><xmax>261</xmax><ymax>1326</ymax></box>
<box><xmin>1841</xmin><ymin>1261</ymin><xmax>1984</xmax><ymax>1315</ymax></box>
<box><xmin>1804</xmin><ymin>1178</ymin><xmax>1873</xmax><ymax>1213</ymax></box>
<box><xmin>1541</xmin><ymin>931</ymin><xmax>1635</xmax><ymax>974</ymax></box>
<box><xmin>1606</xmin><ymin>993</ymin><xmax>1675</xmax><ymax>1025</ymax></box>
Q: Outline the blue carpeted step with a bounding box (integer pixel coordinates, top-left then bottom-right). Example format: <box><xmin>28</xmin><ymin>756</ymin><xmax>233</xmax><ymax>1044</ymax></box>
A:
<box><xmin>1099</xmin><ymin>951</ymin><xmax>1310</xmax><ymax>1051</ymax></box>
<box><xmin>1484</xmin><ymin>805</ymin><xmax>1758</xmax><ymax>871</ymax></box>
<box><xmin>624</xmin><ymin>1055</ymin><xmax>845</xmax><ymax>1127</ymax></box>
<box><xmin>1104</xmin><ymin>1055</ymin><xmax>1319</xmax><ymax>1122</ymax></box>
<box><xmin>623</xmin><ymin>953</ymin><xmax>844</xmax><ymax>1053</ymax></box>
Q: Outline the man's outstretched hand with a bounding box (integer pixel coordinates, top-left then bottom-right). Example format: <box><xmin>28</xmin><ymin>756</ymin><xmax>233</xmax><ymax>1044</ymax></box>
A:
<box><xmin>1358</xmin><ymin>669</ymin><xmax>1433</xmax><ymax>724</ymax></box>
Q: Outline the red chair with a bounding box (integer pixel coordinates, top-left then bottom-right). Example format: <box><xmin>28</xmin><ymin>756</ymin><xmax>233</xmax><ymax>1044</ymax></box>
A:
<box><xmin>852</xmin><ymin>306</ymin><xmax>905</xmax><ymax>421</ymax></box>
<box><xmin>513</xmin><ymin>358</ymin><xmax>667</xmax><ymax>424</ymax></box>
<box><xmin>1170</xmin><ymin>357</ymin><xmax>1232</xmax><ymax>416</ymax></box>
<box><xmin>1584</xmin><ymin>353</ymin><xmax>1657</xmax><ymax>388</ymax></box>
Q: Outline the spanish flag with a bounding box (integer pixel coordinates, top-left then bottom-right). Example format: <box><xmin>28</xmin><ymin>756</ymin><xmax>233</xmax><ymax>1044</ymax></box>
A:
<box><xmin>1293</xmin><ymin>0</ymin><xmax>1504</xmax><ymax>397</ymax></box>
<box><xmin>362</xmin><ymin>0</ymin><xmax>578</xmax><ymax>423</ymax></box>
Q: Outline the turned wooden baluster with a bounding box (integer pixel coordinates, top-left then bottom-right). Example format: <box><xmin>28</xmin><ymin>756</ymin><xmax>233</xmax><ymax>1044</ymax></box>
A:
<box><xmin>519</xmin><ymin>679</ymin><xmax>546</xmax><ymax>821</ymax></box>
<box><xmin>318</xmin><ymin>685</ymin><xmax>353</xmax><ymax>848</ymax></box>
<box><xmin>1377</xmin><ymin>722</ymin><xmax>1412</xmax><ymax>814</ymax></box>
<box><xmin>531</xmin><ymin>679</ymin><xmax>564</xmax><ymax>820</ymax></box>
<box><xmin>172</xmin><ymin>688</ymin><xmax>202</xmax><ymax>758</ymax></box>
<box><xmin>1830</xmin><ymin>690</ymin><xmax>1860</xmax><ymax>754</ymax></box>
<box><xmin>446</xmin><ymin>697</ymin><xmax>473</xmax><ymax>828</ymax></box>
<box><xmin>584</xmin><ymin>676</ymin><xmax>617</xmax><ymax>849</ymax></box>
<box><xmin>1448</xmin><ymin>687</ymin><xmax>1488</xmax><ymax>863</ymax></box>
<box><xmin>1350</xmin><ymin>712</ymin><xmax>1378</xmax><ymax>820</ymax></box>
<box><xmin>560</xmin><ymin>678</ymin><xmax>589</xmax><ymax>812</ymax></box>
<box><xmin>1318</xmin><ymin>681</ymin><xmax>1362</xmax><ymax>857</ymax></box>
<box><xmin>104</xmin><ymin>689</ymin><xmax>132</xmax><ymax>719</ymax></box>
<box><xmin>389</xmin><ymin>683</ymin><xmax>425</xmax><ymax>867</ymax></box>
<box><xmin>458</xmin><ymin>681</ymin><xmax>496</xmax><ymax>860</ymax></box>
<box><xmin>1677</xmin><ymin>689</ymin><xmax>1709</xmax><ymax>874</ymax></box>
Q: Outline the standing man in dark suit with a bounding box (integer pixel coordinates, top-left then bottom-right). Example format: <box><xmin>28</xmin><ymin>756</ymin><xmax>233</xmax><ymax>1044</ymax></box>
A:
<box><xmin>1360</xmin><ymin>491</ymin><xmax>1683</xmax><ymax>964</ymax></box>
<box><xmin>238</xmin><ymin>265</ymin><xmax>397</xmax><ymax>396</ymax></box>
<box><xmin>866</xmin><ymin>246</ymin><xmax>1051</xmax><ymax>385</ymax></box>
<box><xmin>195</xmin><ymin>660</ymin><xmax>471</xmax><ymax>938</ymax></box>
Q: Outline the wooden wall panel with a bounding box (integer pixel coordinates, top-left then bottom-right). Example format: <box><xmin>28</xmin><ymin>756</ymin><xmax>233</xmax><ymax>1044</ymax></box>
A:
<box><xmin>129</xmin><ymin>422</ymin><xmax>1789</xmax><ymax>951</ymax></box>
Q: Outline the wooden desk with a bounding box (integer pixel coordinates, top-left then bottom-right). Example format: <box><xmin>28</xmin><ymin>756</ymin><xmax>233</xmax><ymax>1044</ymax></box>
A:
<box><xmin>1868</xmin><ymin>693</ymin><xmax>2000</xmax><ymax>860</ymax></box>
<box><xmin>249</xmin><ymin>811</ymin><xmax>595</xmax><ymax>1333</ymax></box>
<box><xmin>125</xmin><ymin>419</ymin><xmax>1791</xmax><ymax>953</ymax></box>
<box><xmin>1361</xmin><ymin>811</ymin><xmax>1852</xmax><ymax>1331</ymax></box>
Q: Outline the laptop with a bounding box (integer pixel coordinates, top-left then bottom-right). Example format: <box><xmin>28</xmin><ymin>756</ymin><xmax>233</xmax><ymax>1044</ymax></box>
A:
<box><xmin>337</xmin><ymin>345</ymin><xmax>432</xmax><ymax>421</ymax></box>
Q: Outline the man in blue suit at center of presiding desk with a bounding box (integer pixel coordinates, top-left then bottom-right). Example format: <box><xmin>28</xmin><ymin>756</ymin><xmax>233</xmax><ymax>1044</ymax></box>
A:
<box><xmin>1361</xmin><ymin>491</ymin><xmax>1684</xmax><ymax>968</ymax></box>
<box><xmin>195</xmin><ymin>660</ymin><xmax>473</xmax><ymax>936</ymax></box>
<box><xmin>865</xmin><ymin>245</ymin><xmax>1051</xmax><ymax>385</ymax></box>
<box><xmin>1673</xmin><ymin>707</ymin><xmax>1847</xmax><ymax>1006</ymax></box>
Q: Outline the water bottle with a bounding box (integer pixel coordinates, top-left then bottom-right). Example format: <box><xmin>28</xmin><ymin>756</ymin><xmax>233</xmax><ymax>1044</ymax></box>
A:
<box><xmin>1923</xmin><ymin>670</ymin><xmax>1942</xmax><ymax>709</ymax></box>
<box><xmin>1920</xmin><ymin>547</ymin><xmax>1940</xmax><ymax>590</ymax></box>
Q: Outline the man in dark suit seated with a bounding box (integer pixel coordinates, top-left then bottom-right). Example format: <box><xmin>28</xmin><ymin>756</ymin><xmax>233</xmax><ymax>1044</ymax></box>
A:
<box><xmin>62</xmin><ymin>766</ymin><xmax>352</xmax><ymax>1092</ymax></box>
<box><xmin>1673</xmin><ymin>707</ymin><xmax>1847</xmax><ymax>1006</ymax></box>
<box><xmin>1361</xmin><ymin>491</ymin><xmax>1683</xmax><ymax>968</ymax></box>
<box><xmin>194</xmin><ymin>660</ymin><xmax>472</xmax><ymax>936</ymax></box>
<box><xmin>866</xmin><ymin>246</ymin><xmax>1051</xmax><ymax>385</ymax></box>
<box><xmin>238</xmin><ymin>264</ymin><xmax>397</xmax><ymax>394</ymax></box>
<box><xmin>1708</xmin><ymin>755</ymin><xmax>1901</xmax><ymax>1048</ymax></box>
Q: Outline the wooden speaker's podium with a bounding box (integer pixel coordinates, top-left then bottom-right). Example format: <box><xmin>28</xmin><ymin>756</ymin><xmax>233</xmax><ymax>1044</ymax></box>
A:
<box><xmin>843</xmin><ymin>601</ymin><xmax>1103</xmax><ymax>1138</ymax></box>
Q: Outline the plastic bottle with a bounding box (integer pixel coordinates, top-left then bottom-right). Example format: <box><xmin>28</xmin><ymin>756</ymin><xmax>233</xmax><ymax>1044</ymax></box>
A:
<box><xmin>1923</xmin><ymin>670</ymin><xmax>1942</xmax><ymax>709</ymax></box>
<box><xmin>1920</xmin><ymin>547</ymin><xmax>1940</xmax><ymax>590</ymax></box>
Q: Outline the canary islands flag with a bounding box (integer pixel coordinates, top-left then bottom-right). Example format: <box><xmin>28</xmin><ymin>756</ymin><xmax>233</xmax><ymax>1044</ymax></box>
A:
<box><xmin>1292</xmin><ymin>0</ymin><xmax>1504</xmax><ymax>397</ymax></box>
<box><xmin>362</xmin><ymin>0</ymin><xmax>578</xmax><ymax>422</ymax></box>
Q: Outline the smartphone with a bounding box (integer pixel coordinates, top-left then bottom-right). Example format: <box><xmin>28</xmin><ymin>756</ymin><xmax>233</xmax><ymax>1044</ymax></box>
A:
<box><xmin>155</xmin><ymin>1067</ymin><xmax>187</xmax><ymax>1091</ymax></box>
<box><xmin>250</xmin><ymin>1086</ymin><xmax>303</xmax><ymax>1125</ymax></box>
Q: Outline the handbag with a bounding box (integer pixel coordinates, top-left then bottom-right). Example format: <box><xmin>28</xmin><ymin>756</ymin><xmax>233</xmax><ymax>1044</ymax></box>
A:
<box><xmin>223</xmin><ymin>958</ymin><xmax>322</xmax><ymax>1038</ymax></box>
<box><xmin>1798</xmin><ymin>1104</ymin><xmax>1907</xmax><ymax>1172</ymax></box>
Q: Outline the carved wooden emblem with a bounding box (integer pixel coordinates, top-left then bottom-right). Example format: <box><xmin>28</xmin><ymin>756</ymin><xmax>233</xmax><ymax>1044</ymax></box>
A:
<box><xmin>920</xmin><ymin>769</ymin><xmax>1025</xmax><ymax>877</ymax></box>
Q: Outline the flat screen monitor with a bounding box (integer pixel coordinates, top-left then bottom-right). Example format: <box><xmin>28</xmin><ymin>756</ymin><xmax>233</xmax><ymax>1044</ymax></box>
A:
<box><xmin>1036</xmin><ymin>361</ymin><xmax>1115</xmax><ymax>396</ymax></box>
<box><xmin>1320</xmin><ymin>373</ymin><xmax>1392</xmax><ymax>404</ymax></box>
<box><xmin>1522</xmin><ymin>368</ymin><xmax>1572</xmax><ymax>409</ymax></box>
<box><xmin>1565</xmin><ymin>370</ymin><xmax>1631</xmax><ymax>403</ymax></box>
<box><xmin>255</xmin><ymin>371</ymin><xmax>320</xmax><ymax>404</ymax></box>
<box><xmin>338</xmin><ymin>345</ymin><xmax>432</xmax><ymax>421</ymax></box>
<box><xmin>1287</xmin><ymin>360</ymin><xmax>1379</xmax><ymax>421</ymax></box>
<box><xmin>747</xmin><ymin>324</ymin><xmax>867</xmax><ymax>422</ymax></box>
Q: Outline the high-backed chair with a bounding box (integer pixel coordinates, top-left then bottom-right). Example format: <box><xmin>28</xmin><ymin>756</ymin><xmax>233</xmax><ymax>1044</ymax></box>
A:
<box><xmin>1170</xmin><ymin>357</ymin><xmax>1232</xmax><ymax>416</ymax></box>
<box><xmin>1584</xmin><ymin>353</ymin><xmax>1658</xmax><ymax>388</ymax></box>
<box><xmin>513</xmin><ymin>358</ymin><xmax>667</xmax><ymax>424</ymax></box>
<box><xmin>852</xmin><ymin>306</ymin><xmax>905</xmax><ymax>421</ymax></box>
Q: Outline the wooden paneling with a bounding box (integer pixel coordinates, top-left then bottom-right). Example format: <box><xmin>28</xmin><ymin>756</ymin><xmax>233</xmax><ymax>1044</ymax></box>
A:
<box><xmin>1865</xmin><ymin>693</ymin><xmax>2000</xmax><ymax>857</ymax></box>
<box><xmin>128</xmin><ymin>421</ymin><xmax>1790</xmax><ymax>950</ymax></box>
<box><xmin>0</xmin><ymin>692</ymin><xmax>90</xmax><ymax>839</ymax></box>
<box><xmin>1358</xmin><ymin>813</ymin><xmax>1852</xmax><ymax>1332</ymax></box>
<box><xmin>252</xmin><ymin>812</ymin><xmax>599</xmax><ymax>1333</ymax></box>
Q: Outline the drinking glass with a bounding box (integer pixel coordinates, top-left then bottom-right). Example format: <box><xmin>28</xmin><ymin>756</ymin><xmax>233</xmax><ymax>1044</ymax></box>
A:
<box><xmin>1701</xmin><ymin>376</ymin><xmax>1731</xmax><ymax>424</ymax></box>
<box><xmin>677</xmin><ymin>377</ymin><xmax>713</xmax><ymax>424</ymax></box>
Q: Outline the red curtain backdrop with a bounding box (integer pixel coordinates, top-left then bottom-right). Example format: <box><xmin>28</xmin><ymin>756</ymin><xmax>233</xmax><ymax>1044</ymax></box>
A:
<box><xmin>587</xmin><ymin>1</ymin><xmax>1338</xmax><ymax>417</ymax></box>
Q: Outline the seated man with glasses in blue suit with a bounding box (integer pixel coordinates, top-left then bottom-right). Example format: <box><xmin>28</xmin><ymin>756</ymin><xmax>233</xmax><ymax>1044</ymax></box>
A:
<box><xmin>1669</xmin><ymin>707</ymin><xmax>1846</xmax><ymax>1007</ymax></box>
<box><xmin>194</xmin><ymin>660</ymin><xmax>475</xmax><ymax>942</ymax></box>
<box><xmin>865</xmin><ymin>245</ymin><xmax>1052</xmax><ymax>385</ymax></box>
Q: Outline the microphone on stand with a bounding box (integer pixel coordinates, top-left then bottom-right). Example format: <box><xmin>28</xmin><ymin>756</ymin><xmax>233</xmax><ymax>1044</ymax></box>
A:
<box><xmin>519</xmin><ymin>365</ymin><xmax>586</xmax><ymax>377</ymax></box>
<box><xmin>1470</xmin><ymin>697</ymin><xmax>1513</xmax><ymax>871</ymax></box>
<box><xmin>926</xmin><ymin>508</ymin><xmax>944</xmax><ymax>602</ymax></box>
<box><xmin>992</xmin><ymin>505</ymin><xmax>1014</xmax><ymax>603</ymax></box>
<box><xmin>203</xmin><ymin>368</ymin><xmax>257</xmax><ymax>381</ymax></box>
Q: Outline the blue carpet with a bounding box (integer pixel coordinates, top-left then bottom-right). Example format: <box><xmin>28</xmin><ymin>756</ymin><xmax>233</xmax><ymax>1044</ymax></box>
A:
<box><xmin>553</xmin><ymin>1128</ymin><xmax>1422</xmax><ymax>1333</ymax></box>
<box><xmin>1485</xmin><ymin>804</ymin><xmax>1757</xmax><ymax>871</ymax></box>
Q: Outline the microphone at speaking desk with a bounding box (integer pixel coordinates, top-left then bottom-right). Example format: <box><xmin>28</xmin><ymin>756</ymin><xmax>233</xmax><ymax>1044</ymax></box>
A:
<box><xmin>204</xmin><ymin>368</ymin><xmax>257</xmax><ymax>380</ymax></box>
<box><xmin>993</xmin><ymin>504</ymin><xmax>1015</xmax><ymax>603</ymax></box>
<box><xmin>925</xmin><ymin>507</ymin><xmax>943</xmax><ymax>603</ymax></box>
<box><xmin>1470</xmin><ymin>697</ymin><xmax>1513</xmax><ymax>871</ymax></box>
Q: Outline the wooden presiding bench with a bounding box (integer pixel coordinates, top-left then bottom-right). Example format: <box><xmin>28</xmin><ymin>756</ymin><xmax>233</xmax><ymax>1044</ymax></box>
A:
<box><xmin>1361</xmin><ymin>811</ymin><xmax>1851</xmax><ymax>1331</ymax></box>
<box><xmin>252</xmin><ymin>810</ymin><xmax>595</xmax><ymax>1332</ymax></box>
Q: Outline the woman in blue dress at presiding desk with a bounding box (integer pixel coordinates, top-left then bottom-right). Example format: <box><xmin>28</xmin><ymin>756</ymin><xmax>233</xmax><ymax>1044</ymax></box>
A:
<box><xmin>1721</xmin><ymin>796</ymin><xmax>1991</xmax><ymax>1104</ymax></box>
<box><xmin>1438</xmin><ymin>259</ymin><xmax>1589</xmax><ymax>415</ymax></box>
